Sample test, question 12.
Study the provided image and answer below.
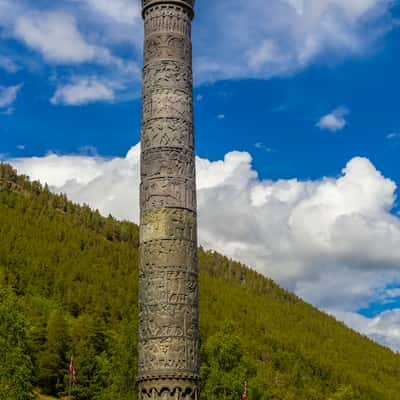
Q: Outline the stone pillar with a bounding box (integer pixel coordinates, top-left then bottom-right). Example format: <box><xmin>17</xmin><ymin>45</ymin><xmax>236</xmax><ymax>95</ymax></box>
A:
<box><xmin>138</xmin><ymin>1</ymin><xmax>199</xmax><ymax>399</ymax></box>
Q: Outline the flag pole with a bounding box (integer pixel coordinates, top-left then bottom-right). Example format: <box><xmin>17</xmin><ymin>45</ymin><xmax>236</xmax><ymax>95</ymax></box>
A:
<box><xmin>68</xmin><ymin>355</ymin><xmax>75</xmax><ymax>399</ymax></box>
<box><xmin>69</xmin><ymin>355</ymin><xmax>72</xmax><ymax>399</ymax></box>
<box><xmin>242</xmin><ymin>381</ymin><xmax>248</xmax><ymax>400</ymax></box>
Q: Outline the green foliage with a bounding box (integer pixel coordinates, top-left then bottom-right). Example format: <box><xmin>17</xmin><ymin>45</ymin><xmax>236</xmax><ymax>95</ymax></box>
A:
<box><xmin>0</xmin><ymin>287</ymin><xmax>34</xmax><ymax>400</ymax></box>
<box><xmin>327</xmin><ymin>385</ymin><xmax>355</xmax><ymax>400</ymax></box>
<box><xmin>37</xmin><ymin>310</ymin><xmax>69</xmax><ymax>394</ymax></box>
<box><xmin>0</xmin><ymin>163</ymin><xmax>400</xmax><ymax>400</ymax></box>
<box><xmin>201</xmin><ymin>322</ymin><xmax>248</xmax><ymax>400</ymax></box>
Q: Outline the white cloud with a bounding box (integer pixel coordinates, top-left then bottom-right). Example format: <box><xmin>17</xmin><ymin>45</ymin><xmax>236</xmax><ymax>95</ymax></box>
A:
<box><xmin>0</xmin><ymin>0</ymin><xmax>395</xmax><ymax>86</ymax></box>
<box><xmin>387</xmin><ymin>132</ymin><xmax>399</xmax><ymax>140</ymax></box>
<box><xmin>254</xmin><ymin>142</ymin><xmax>274</xmax><ymax>153</ymax></box>
<box><xmin>0</xmin><ymin>84</ymin><xmax>21</xmax><ymax>108</ymax></box>
<box><xmin>386</xmin><ymin>288</ymin><xmax>400</xmax><ymax>299</ymax></box>
<box><xmin>332</xmin><ymin>309</ymin><xmax>400</xmax><ymax>352</ymax></box>
<box><xmin>0</xmin><ymin>2</ymin><xmax>141</xmax><ymax>104</ymax></box>
<box><xmin>80</xmin><ymin>0</ymin><xmax>143</xmax><ymax>48</ymax></box>
<box><xmin>193</xmin><ymin>0</ymin><xmax>395</xmax><ymax>82</ymax></box>
<box><xmin>84</xmin><ymin>0</ymin><xmax>141</xmax><ymax>25</ymax></box>
<box><xmin>51</xmin><ymin>78</ymin><xmax>116</xmax><ymax>106</ymax></box>
<box><xmin>317</xmin><ymin>107</ymin><xmax>349</xmax><ymax>131</ymax></box>
<box><xmin>217</xmin><ymin>114</ymin><xmax>225</xmax><ymax>120</ymax></box>
<box><xmin>10</xmin><ymin>145</ymin><xmax>141</xmax><ymax>222</ymax></box>
<box><xmin>14</xmin><ymin>11</ymin><xmax>115</xmax><ymax>65</ymax></box>
<box><xmin>9</xmin><ymin>144</ymin><xmax>400</xmax><ymax>318</ymax></box>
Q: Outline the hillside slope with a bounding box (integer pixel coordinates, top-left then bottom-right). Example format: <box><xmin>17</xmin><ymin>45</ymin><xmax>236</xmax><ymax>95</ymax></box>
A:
<box><xmin>0</xmin><ymin>163</ymin><xmax>399</xmax><ymax>400</ymax></box>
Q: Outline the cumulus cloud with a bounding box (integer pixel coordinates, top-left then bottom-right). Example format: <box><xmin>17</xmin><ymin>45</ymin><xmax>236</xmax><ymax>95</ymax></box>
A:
<box><xmin>0</xmin><ymin>0</ymin><xmax>396</xmax><ymax>88</ymax></box>
<box><xmin>193</xmin><ymin>0</ymin><xmax>395</xmax><ymax>82</ymax></box>
<box><xmin>51</xmin><ymin>78</ymin><xmax>116</xmax><ymax>106</ymax></box>
<box><xmin>11</xmin><ymin>145</ymin><xmax>141</xmax><ymax>222</ymax></box>
<box><xmin>84</xmin><ymin>0</ymin><xmax>141</xmax><ymax>25</ymax></box>
<box><xmin>83</xmin><ymin>0</ymin><xmax>142</xmax><ymax>45</ymax></box>
<box><xmin>332</xmin><ymin>309</ymin><xmax>400</xmax><ymax>352</ymax></box>
<box><xmin>0</xmin><ymin>84</ymin><xmax>22</xmax><ymax>108</ymax></box>
<box><xmin>9</xmin><ymin>144</ymin><xmax>400</xmax><ymax>315</ymax></box>
<box><xmin>317</xmin><ymin>106</ymin><xmax>349</xmax><ymax>131</ymax></box>
<box><xmin>14</xmin><ymin>11</ymin><xmax>116</xmax><ymax>65</ymax></box>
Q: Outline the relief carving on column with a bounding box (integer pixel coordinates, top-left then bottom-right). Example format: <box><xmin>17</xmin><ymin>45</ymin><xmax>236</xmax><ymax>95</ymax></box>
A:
<box><xmin>145</xmin><ymin>6</ymin><xmax>192</xmax><ymax>37</ymax></box>
<box><xmin>139</xmin><ymin>379</ymin><xmax>199</xmax><ymax>400</ymax></box>
<box><xmin>140</xmin><ymin>239</ymin><xmax>197</xmax><ymax>273</ymax></box>
<box><xmin>142</xmin><ymin>0</ymin><xmax>195</xmax><ymax>18</ymax></box>
<box><xmin>140</xmin><ymin>208</ymin><xmax>196</xmax><ymax>243</ymax></box>
<box><xmin>143</xmin><ymin>61</ymin><xmax>192</xmax><ymax>93</ymax></box>
<box><xmin>141</xmin><ymin>119</ymin><xmax>194</xmax><ymax>150</ymax></box>
<box><xmin>140</xmin><ymin>177</ymin><xmax>196</xmax><ymax>211</ymax></box>
<box><xmin>144</xmin><ymin>34</ymin><xmax>192</xmax><ymax>64</ymax></box>
<box><xmin>139</xmin><ymin>0</ymin><xmax>199</xmax><ymax>397</ymax></box>
<box><xmin>142</xmin><ymin>88</ymin><xmax>192</xmax><ymax>122</ymax></box>
<box><xmin>140</xmin><ymin>270</ymin><xmax>198</xmax><ymax>306</ymax></box>
<box><xmin>141</xmin><ymin>147</ymin><xmax>195</xmax><ymax>180</ymax></box>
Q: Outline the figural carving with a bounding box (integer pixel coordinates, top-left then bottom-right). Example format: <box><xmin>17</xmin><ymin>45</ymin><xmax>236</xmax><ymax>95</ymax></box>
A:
<box><xmin>139</xmin><ymin>0</ymin><xmax>199</xmax><ymax>399</ymax></box>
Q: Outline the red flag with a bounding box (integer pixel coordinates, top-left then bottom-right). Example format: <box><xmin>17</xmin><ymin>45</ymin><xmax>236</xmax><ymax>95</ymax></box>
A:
<box><xmin>69</xmin><ymin>356</ymin><xmax>78</xmax><ymax>390</ymax></box>
<box><xmin>68</xmin><ymin>357</ymin><xmax>76</xmax><ymax>374</ymax></box>
<box><xmin>242</xmin><ymin>382</ymin><xmax>247</xmax><ymax>400</ymax></box>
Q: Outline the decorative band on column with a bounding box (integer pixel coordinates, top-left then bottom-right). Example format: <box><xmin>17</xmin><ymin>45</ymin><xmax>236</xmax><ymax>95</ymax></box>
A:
<box><xmin>138</xmin><ymin>378</ymin><xmax>200</xmax><ymax>400</ymax></box>
<box><xmin>143</xmin><ymin>62</ymin><xmax>192</xmax><ymax>93</ymax></box>
<box><xmin>140</xmin><ymin>177</ymin><xmax>196</xmax><ymax>211</ymax></box>
<box><xmin>140</xmin><ymin>239</ymin><xmax>197</xmax><ymax>274</ymax></box>
<box><xmin>140</xmin><ymin>208</ymin><xmax>196</xmax><ymax>243</ymax></box>
<box><xmin>142</xmin><ymin>88</ymin><xmax>193</xmax><ymax>122</ymax></box>
<box><xmin>141</xmin><ymin>118</ymin><xmax>194</xmax><ymax>151</ymax></box>
<box><xmin>144</xmin><ymin>6</ymin><xmax>192</xmax><ymax>38</ymax></box>
<box><xmin>144</xmin><ymin>34</ymin><xmax>192</xmax><ymax>65</ymax></box>
<box><xmin>141</xmin><ymin>147</ymin><xmax>195</xmax><ymax>181</ymax></box>
<box><xmin>142</xmin><ymin>0</ymin><xmax>195</xmax><ymax>19</ymax></box>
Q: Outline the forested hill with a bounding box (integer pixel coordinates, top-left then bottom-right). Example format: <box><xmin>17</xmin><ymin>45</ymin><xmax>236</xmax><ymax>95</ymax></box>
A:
<box><xmin>1</xmin><ymin>163</ymin><xmax>399</xmax><ymax>400</ymax></box>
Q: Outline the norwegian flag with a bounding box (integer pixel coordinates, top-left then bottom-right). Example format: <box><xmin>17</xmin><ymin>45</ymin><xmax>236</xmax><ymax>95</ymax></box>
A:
<box><xmin>68</xmin><ymin>356</ymin><xmax>78</xmax><ymax>390</ymax></box>
<box><xmin>242</xmin><ymin>382</ymin><xmax>248</xmax><ymax>400</ymax></box>
<box><xmin>68</xmin><ymin>356</ymin><xmax>76</xmax><ymax>374</ymax></box>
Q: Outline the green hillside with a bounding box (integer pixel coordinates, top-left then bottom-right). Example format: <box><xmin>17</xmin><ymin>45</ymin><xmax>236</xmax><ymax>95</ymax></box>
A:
<box><xmin>1</xmin><ymin>163</ymin><xmax>399</xmax><ymax>400</ymax></box>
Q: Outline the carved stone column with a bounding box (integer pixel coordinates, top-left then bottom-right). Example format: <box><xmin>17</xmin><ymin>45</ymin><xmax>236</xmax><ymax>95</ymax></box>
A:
<box><xmin>138</xmin><ymin>1</ymin><xmax>199</xmax><ymax>399</ymax></box>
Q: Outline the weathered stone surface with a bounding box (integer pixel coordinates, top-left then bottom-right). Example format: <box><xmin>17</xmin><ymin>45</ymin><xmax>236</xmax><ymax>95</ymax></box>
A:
<box><xmin>144</xmin><ymin>6</ymin><xmax>192</xmax><ymax>38</ymax></box>
<box><xmin>139</xmin><ymin>0</ymin><xmax>199</xmax><ymax>398</ymax></box>
<box><xmin>143</xmin><ymin>61</ymin><xmax>192</xmax><ymax>93</ymax></box>
<box><xmin>142</xmin><ymin>0</ymin><xmax>195</xmax><ymax>19</ymax></box>
<box><xmin>144</xmin><ymin>34</ymin><xmax>192</xmax><ymax>64</ymax></box>
<box><xmin>140</xmin><ymin>208</ymin><xmax>196</xmax><ymax>243</ymax></box>
<box><xmin>141</xmin><ymin>118</ymin><xmax>194</xmax><ymax>150</ymax></box>
<box><xmin>142</xmin><ymin>88</ymin><xmax>193</xmax><ymax>122</ymax></box>
<box><xmin>141</xmin><ymin>147</ymin><xmax>195</xmax><ymax>180</ymax></box>
<box><xmin>139</xmin><ymin>270</ymin><xmax>198</xmax><ymax>307</ymax></box>
<box><xmin>140</xmin><ymin>176</ymin><xmax>196</xmax><ymax>211</ymax></box>
<box><xmin>140</xmin><ymin>239</ymin><xmax>197</xmax><ymax>272</ymax></box>
<box><xmin>138</xmin><ymin>378</ymin><xmax>199</xmax><ymax>400</ymax></box>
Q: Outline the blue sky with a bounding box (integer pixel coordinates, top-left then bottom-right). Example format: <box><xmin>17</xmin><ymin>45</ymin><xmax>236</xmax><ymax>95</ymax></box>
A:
<box><xmin>1</xmin><ymin>0</ymin><xmax>400</xmax><ymax>351</ymax></box>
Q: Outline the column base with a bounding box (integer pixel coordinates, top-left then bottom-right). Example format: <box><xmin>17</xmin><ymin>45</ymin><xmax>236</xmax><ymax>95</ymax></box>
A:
<box><xmin>138</xmin><ymin>377</ymin><xmax>200</xmax><ymax>400</ymax></box>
